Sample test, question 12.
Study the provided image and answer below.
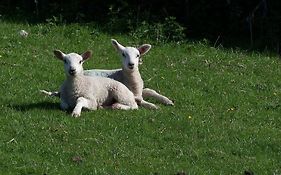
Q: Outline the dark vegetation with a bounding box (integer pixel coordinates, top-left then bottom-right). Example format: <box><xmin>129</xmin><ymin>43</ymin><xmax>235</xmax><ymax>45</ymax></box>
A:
<box><xmin>0</xmin><ymin>0</ymin><xmax>280</xmax><ymax>51</ymax></box>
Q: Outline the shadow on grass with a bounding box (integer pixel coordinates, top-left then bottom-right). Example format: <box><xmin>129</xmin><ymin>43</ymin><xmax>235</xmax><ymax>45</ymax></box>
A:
<box><xmin>8</xmin><ymin>101</ymin><xmax>60</xmax><ymax>112</ymax></box>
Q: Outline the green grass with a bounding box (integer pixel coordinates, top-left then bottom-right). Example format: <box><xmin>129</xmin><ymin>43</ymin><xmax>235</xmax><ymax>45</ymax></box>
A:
<box><xmin>1</xmin><ymin>21</ymin><xmax>281</xmax><ymax>175</ymax></box>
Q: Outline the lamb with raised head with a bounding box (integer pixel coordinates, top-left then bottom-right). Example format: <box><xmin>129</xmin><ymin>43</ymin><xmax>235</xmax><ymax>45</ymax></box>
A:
<box><xmin>43</xmin><ymin>50</ymin><xmax>138</xmax><ymax>117</ymax></box>
<box><xmin>84</xmin><ymin>39</ymin><xmax>174</xmax><ymax>109</ymax></box>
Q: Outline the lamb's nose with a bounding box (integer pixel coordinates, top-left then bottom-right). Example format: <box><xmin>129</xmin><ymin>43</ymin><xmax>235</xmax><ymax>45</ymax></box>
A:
<box><xmin>69</xmin><ymin>68</ymin><xmax>76</xmax><ymax>75</ymax></box>
<box><xmin>128</xmin><ymin>63</ymin><xmax>134</xmax><ymax>69</ymax></box>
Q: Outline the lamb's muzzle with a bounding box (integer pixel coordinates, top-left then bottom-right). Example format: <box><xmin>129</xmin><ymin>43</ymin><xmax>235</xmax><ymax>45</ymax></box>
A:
<box><xmin>69</xmin><ymin>67</ymin><xmax>76</xmax><ymax>76</ymax></box>
<box><xmin>128</xmin><ymin>63</ymin><xmax>134</xmax><ymax>69</ymax></box>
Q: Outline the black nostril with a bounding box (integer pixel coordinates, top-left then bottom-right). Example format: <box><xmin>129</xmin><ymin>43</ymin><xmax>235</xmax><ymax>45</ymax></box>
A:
<box><xmin>128</xmin><ymin>63</ymin><xmax>134</xmax><ymax>67</ymax></box>
<box><xmin>69</xmin><ymin>68</ymin><xmax>76</xmax><ymax>75</ymax></box>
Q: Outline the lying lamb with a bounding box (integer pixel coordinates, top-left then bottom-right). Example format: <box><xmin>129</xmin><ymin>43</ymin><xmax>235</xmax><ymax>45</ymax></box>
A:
<box><xmin>85</xmin><ymin>39</ymin><xmax>174</xmax><ymax>109</ymax></box>
<box><xmin>42</xmin><ymin>50</ymin><xmax>138</xmax><ymax>117</ymax></box>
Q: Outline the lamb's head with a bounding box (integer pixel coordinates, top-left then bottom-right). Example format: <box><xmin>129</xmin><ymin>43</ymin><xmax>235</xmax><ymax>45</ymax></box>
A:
<box><xmin>111</xmin><ymin>39</ymin><xmax>151</xmax><ymax>72</ymax></box>
<box><xmin>54</xmin><ymin>50</ymin><xmax>92</xmax><ymax>77</ymax></box>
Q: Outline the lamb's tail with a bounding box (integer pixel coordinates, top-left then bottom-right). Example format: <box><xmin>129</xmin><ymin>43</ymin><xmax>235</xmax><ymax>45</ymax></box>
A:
<box><xmin>40</xmin><ymin>90</ymin><xmax>60</xmax><ymax>97</ymax></box>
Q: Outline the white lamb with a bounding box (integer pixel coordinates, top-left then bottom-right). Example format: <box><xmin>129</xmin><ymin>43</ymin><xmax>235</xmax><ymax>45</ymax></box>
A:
<box><xmin>84</xmin><ymin>39</ymin><xmax>174</xmax><ymax>109</ymax></box>
<box><xmin>42</xmin><ymin>39</ymin><xmax>174</xmax><ymax>109</ymax></box>
<box><xmin>42</xmin><ymin>50</ymin><xmax>138</xmax><ymax>117</ymax></box>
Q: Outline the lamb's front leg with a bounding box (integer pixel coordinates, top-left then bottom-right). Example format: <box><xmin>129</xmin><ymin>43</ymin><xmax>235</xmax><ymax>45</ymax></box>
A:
<box><xmin>135</xmin><ymin>96</ymin><xmax>158</xmax><ymax>109</ymax></box>
<box><xmin>72</xmin><ymin>97</ymin><xmax>97</xmax><ymax>117</ymax></box>
<box><xmin>140</xmin><ymin>100</ymin><xmax>159</xmax><ymax>109</ymax></box>
<box><xmin>142</xmin><ymin>88</ymin><xmax>174</xmax><ymax>105</ymax></box>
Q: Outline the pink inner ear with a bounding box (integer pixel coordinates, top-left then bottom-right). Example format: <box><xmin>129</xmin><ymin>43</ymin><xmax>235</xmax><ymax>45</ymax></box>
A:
<box><xmin>139</xmin><ymin>47</ymin><xmax>146</xmax><ymax>54</ymax></box>
<box><xmin>82</xmin><ymin>51</ymin><xmax>92</xmax><ymax>60</ymax></box>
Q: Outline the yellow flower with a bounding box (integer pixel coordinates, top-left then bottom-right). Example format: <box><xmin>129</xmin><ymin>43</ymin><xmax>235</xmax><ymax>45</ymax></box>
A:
<box><xmin>227</xmin><ymin>107</ymin><xmax>235</xmax><ymax>112</ymax></box>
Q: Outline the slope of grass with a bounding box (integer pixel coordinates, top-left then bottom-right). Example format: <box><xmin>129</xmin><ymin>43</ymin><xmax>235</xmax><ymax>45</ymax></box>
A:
<box><xmin>0</xmin><ymin>22</ymin><xmax>281</xmax><ymax>174</ymax></box>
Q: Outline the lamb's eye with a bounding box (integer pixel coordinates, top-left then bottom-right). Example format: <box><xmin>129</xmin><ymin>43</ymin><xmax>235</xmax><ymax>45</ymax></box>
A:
<box><xmin>63</xmin><ymin>60</ymin><xmax>67</xmax><ymax>64</ymax></box>
<box><xmin>79</xmin><ymin>60</ymin><xmax>83</xmax><ymax>64</ymax></box>
<box><xmin>122</xmin><ymin>53</ymin><xmax>126</xmax><ymax>57</ymax></box>
<box><xmin>137</xmin><ymin>54</ymin><xmax>140</xmax><ymax>58</ymax></box>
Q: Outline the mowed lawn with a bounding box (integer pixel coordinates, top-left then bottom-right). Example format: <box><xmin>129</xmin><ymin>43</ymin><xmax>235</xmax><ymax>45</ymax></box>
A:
<box><xmin>0</xmin><ymin>22</ymin><xmax>281</xmax><ymax>174</ymax></box>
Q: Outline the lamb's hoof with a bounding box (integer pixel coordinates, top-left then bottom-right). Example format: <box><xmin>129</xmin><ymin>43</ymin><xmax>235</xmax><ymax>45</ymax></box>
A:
<box><xmin>152</xmin><ymin>106</ymin><xmax>159</xmax><ymax>110</ymax></box>
<box><xmin>71</xmin><ymin>111</ymin><xmax>81</xmax><ymax>117</ymax></box>
<box><xmin>150</xmin><ymin>104</ymin><xmax>159</xmax><ymax>110</ymax></box>
<box><xmin>140</xmin><ymin>102</ymin><xmax>159</xmax><ymax>110</ymax></box>
<box><xmin>112</xmin><ymin>103</ymin><xmax>121</xmax><ymax>110</ymax></box>
<box><xmin>165</xmin><ymin>100</ymin><xmax>174</xmax><ymax>106</ymax></box>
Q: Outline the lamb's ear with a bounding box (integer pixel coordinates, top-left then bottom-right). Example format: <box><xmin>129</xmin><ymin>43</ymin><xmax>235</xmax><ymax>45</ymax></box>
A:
<box><xmin>54</xmin><ymin>50</ymin><xmax>65</xmax><ymax>61</ymax></box>
<box><xmin>81</xmin><ymin>50</ymin><xmax>92</xmax><ymax>61</ymax></box>
<box><xmin>138</xmin><ymin>44</ymin><xmax>151</xmax><ymax>56</ymax></box>
<box><xmin>111</xmin><ymin>39</ymin><xmax>125</xmax><ymax>52</ymax></box>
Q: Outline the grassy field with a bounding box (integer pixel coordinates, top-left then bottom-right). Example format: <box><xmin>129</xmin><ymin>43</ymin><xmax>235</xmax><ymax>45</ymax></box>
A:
<box><xmin>0</xmin><ymin>21</ymin><xmax>281</xmax><ymax>175</ymax></box>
